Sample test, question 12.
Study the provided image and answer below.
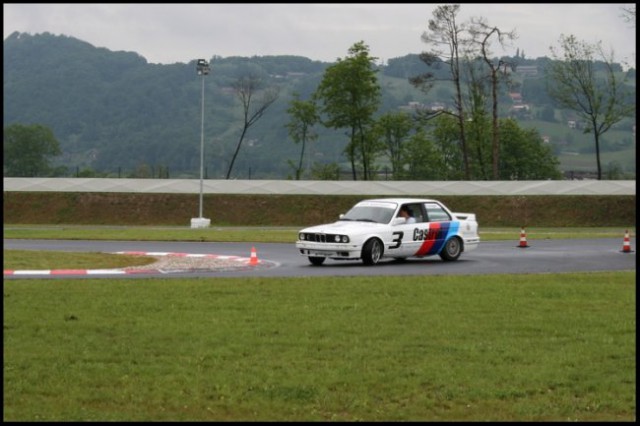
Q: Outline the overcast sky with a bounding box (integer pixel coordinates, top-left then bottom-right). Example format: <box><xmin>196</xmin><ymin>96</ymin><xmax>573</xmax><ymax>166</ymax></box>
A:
<box><xmin>3</xmin><ymin>3</ymin><xmax>636</xmax><ymax>67</ymax></box>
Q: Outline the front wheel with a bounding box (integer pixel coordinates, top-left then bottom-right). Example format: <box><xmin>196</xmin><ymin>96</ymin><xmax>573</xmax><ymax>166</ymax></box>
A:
<box><xmin>361</xmin><ymin>238</ymin><xmax>383</xmax><ymax>265</ymax></box>
<box><xmin>439</xmin><ymin>237</ymin><xmax>462</xmax><ymax>261</ymax></box>
<box><xmin>308</xmin><ymin>256</ymin><xmax>325</xmax><ymax>266</ymax></box>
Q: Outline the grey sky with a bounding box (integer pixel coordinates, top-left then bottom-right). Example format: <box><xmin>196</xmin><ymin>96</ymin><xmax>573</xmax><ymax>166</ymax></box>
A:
<box><xmin>3</xmin><ymin>3</ymin><xmax>636</xmax><ymax>67</ymax></box>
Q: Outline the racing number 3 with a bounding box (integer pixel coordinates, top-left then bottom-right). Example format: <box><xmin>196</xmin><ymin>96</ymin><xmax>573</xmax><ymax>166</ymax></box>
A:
<box><xmin>390</xmin><ymin>231</ymin><xmax>403</xmax><ymax>249</ymax></box>
<box><xmin>391</xmin><ymin>227</ymin><xmax>437</xmax><ymax>249</ymax></box>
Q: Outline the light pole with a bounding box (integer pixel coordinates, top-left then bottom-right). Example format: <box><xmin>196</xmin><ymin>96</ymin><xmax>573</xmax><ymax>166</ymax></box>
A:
<box><xmin>191</xmin><ymin>59</ymin><xmax>211</xmax><ymax>228</ymax></box>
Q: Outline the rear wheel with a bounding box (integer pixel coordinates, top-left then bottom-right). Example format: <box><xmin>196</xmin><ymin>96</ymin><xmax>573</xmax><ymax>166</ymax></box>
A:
<box><xmin>362</xmin><ymin>238</ymin><xmax>383</xmax><ymax>265</ymax></box>
<box><xmin>439</xmin><ymin>237</ymin><xmax>462</xmax><ymax>261</ymax></box>
<box><xmin>309</xmin><ymin>256</ymin><xmax>325</xmax><ymax>266</ymax></box>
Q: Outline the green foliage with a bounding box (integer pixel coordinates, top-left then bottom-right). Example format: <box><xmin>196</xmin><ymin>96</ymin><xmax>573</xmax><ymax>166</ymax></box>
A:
<box><xmin>426</xmin><ymin>115</ymin><xmax>464</xmax><ymax>179</ymax></box>
<box><xmin>3</xmin><ymin>123</ymin><xmax>61</xmax><ymax>176</ymax></box>
<box><xmin>498</xmin><ymin>119</ymin><xmax>563</xmax><ymax>179</ymax></box>
<box><xmin>521</xmin><ymin>77</ymin><xmax>555</xmax><ymax>105</ymax></box>
<box><xmin>374</xmin><ymin>111</ymin><xmax>414</xmax><ymax>177</ymax></box>
<box><xmin>313</xmin><ymin>41</ymin><xmax>382</xmax><ymax>180</ymax></box>
<box><xmin>400</xmin><ymin>129</ymin><xmax>447</xmax><ymax>179</ymax></box>
<box><xmin>310</xmin><ymin>162</ymin><xmax>340</xmax><ymax>180</ymax></box>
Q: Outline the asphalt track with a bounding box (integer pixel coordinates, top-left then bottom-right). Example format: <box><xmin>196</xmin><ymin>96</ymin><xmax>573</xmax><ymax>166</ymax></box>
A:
<box><xmin>3</xmin><ymin>237</ymin><xmax>636</xmax><ymax>279</ymax></box>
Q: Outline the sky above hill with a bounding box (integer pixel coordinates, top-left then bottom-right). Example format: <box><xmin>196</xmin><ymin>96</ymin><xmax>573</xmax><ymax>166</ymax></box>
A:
<box><xmin>4</xmin><ymin>3</ymin><xmax>636</xmax><ymax>68</ymax></box>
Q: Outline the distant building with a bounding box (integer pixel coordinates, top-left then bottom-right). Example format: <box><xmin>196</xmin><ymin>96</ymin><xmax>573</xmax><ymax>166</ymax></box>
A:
<box><xmin>509</xmin><ymin>104</ymin><xmax>531</xmax><ymax>119</ymax></box>
<box><xmin>428</xmin><ymin>102</ymin><xmax>446</xmax><ymax>111</ymax></box>
<box><xmin>509</xmin><ymin>92</ymin><xmax>523</xmax><ymax>104</ymax></box>
<box><xmin>286</xmin><ymin>72</ymin><xmax>306</xmax><ymax>78</ymax></box>
<box><xmin>515</xmin><ymin>65</ymin><xmax>538</xmax><ymax>77</ymax></box>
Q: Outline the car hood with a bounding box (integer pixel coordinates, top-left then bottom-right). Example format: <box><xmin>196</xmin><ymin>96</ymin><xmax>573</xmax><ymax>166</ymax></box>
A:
<box><xmin>300</xmin><ymin>220</ymin><xmax>386</xmax><ymax>234</ymax></box>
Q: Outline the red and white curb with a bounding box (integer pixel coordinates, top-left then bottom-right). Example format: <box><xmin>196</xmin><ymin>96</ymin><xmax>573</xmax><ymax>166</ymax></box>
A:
<box><xmin>4</xmin><ymin>251</ymin><xmax>265</xmax><ymax>276</ymax></box>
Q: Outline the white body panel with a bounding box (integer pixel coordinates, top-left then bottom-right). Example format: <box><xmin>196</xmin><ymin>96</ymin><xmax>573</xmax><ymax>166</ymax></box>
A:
<box><xmin>296</xmin><ymin>198</ymin><xmax>479</xmax><ymax>265</ymax></box>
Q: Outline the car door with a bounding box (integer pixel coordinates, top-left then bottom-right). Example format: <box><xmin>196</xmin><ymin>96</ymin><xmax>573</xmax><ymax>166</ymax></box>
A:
<box><xmin>387</xmin><ymin>203</ymin><xmax>424</xmax><ymax>258</ymax></box>
<box><xmin>411</xmin><ymin>202</ymin><xmax>457</xmax><ymax>257</ymax></box>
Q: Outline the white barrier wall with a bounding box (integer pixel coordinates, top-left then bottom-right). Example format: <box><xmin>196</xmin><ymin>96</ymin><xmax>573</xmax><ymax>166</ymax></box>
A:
<box><xmin>3</xmin><ymin>178</ymin><xmax>636</xmax><ymax>196</ymax></box>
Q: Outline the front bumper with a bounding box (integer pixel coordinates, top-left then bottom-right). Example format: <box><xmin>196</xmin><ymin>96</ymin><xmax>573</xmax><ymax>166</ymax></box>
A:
<box><xmin>295</xmin><ymin>241</ymin><xmax>362</xmax><ymax>259</ymax></box>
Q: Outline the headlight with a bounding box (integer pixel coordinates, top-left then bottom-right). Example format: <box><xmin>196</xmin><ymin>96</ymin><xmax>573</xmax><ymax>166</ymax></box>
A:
<box><xmin>334</xmin><ymin>235</ymin><xmax>341</xmax><ymax>242</ymax></box>
<box><xmin>341</xmin><ymin>235</ymin><xmax>350</xmax><ymax>243</ymax></box>
<box><xmin>298</xmin><ymin>233</ymin><xmax>305</xmax><ymax>240</ymax></box>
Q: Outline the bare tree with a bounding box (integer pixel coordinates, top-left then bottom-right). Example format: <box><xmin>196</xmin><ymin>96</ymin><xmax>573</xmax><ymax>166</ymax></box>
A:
<box><xmin>226</xmin><ymin>75</ymin><xmax>279</xmax><ymax>179</ymax></box>
<box><xmin>620</xmin><ymin>5</ymin><xmax>636</xmax><ymax>67</ymax></box>
<box><xmin>620</xmin><ymin>4</ymin><xmax>636</xmax><ymax>26</ymax></box>
<box><xmin>463</xmin><ymin>59</ymin><xmax>492</xmax><ymax>180</ymax></box>
<box><xmin>410</xmin><ymin>4</ymin><xmax>473</xmax><ymax>179</ymax></box>
<box><xmin>547</xmin><ymin>34</ymin><xmax>635</xmax><ymax>180</ymax></box>
<box><xmin>469</xmin><ymin>18</ymin><xmax>517</xmax><ymax>179</ymax></box>
<box><xmin>286</xmin><ymin>93</ymin><xmax>318</xmax><ymax>180</ymax></box>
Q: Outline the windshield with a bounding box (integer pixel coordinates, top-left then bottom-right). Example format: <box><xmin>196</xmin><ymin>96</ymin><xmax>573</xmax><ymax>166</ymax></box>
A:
<box><xmin>340</xmin><ymin>201</ymin><xmax>397</xmax><ymax>224</ymax></box>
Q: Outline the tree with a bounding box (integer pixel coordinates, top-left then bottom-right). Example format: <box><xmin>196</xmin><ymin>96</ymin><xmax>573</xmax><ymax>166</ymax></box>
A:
<box><xmin>309</xmin><ymin>162</ymin><xmax>340</xmax><ymax>180</ymax></box>
<box><xmin>374</xmin><ymin>111</ymin><xmax>414</xmax><ymax>179</ymax></box>
<box><xmin>547</xmin><ymin>34</ymin><xmax>636</xmax><ymax>179</ymax></box>
<box><xmin>462</xmin><ymin>73</ymin><xmax>493</xmax><ymax>180</ymax></box>
<box><xmin>3</xmin><ymin>123</ymin><xmax>61</xmax><ymax>176</ymax></box>
<box><xmin>401</xmin><ymin>129</ymin><xmax>448</xmax><ymax>180</ymax></box>
<box><xmin>619</xmin><ymin>5</ymin><xmax>636</xmax><ymax>71</ymax></box>
<box><xmin>226</xmin><ymin>75</ymin><xmax>279</xmax><ymax>179</ymax></box>
<box><xmin>498</xmin><ymin>118</ymin><xmax>562</xmax><ymax>180</ymax></box>
<box><xmin>430</xmin><ymin>114</ymin><xmax>466</xmax><ymax>180</ymax></box>
<box><xmin>314</xmin><ymin>41</ymin><xmax>381</xmax><ymax>180</ymax></box>
<box><xmin>410</xmin><ymin>4</ymin><xmax>472</xmax><ymax>179</ymax></box>
<box><xmin>409</xmin><ymin>115</ymin><xmax>561</xmax><ymax>180</ymax></box>
<box><xmin>285</xmin><ymin>93</ymin><xmax>318</xmax><ymax>180</ymax></box>
<box><xmin>621</xmin><ymin>5</ymin><xmax>636</xmax><ymax>26</ymax></box>
<box><xmin>469</xmin><ymin>18</ymin><xmax>517</xmax><ymax>179</ymax></box>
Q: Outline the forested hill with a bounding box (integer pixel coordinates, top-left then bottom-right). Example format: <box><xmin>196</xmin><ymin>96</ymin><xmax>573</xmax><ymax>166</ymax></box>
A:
<box><xmin>3</xmin><ymin>32</ymin><xmax>634</xmax><ymax>179</ymax></box>
<box><xmin>3</xmin><ymin>32</ymin><xmax>339</xmax><ymax>178</ymax></box>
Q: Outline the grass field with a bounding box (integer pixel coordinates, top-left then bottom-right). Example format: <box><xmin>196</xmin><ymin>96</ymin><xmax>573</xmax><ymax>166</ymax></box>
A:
<box><xmin>2</xmin><ymin>225</ymin><xmax>635</xmax><ymax>245</ymax></box>
<box><xmin>3</xmin><ymin>272</ymin><xmax>636</xmax><ymax>421</ymax></box>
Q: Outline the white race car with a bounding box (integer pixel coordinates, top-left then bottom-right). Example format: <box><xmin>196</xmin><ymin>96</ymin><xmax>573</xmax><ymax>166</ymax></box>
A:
<box><xmin>296</xmin><ymin>198</ymin><xmax>480</xmax><ymax>266</ymax></box>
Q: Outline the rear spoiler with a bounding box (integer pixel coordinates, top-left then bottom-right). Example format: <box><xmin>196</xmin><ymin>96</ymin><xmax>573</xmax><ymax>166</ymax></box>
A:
<box><xmin>453</xmin><ymin>212</ymin><xmax>476</xmax><ymax>222</ymax></box>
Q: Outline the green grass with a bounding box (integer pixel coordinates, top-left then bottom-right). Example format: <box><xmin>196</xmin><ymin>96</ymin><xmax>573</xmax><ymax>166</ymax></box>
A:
<box><xmin>3</xmin><ymin>272</ymin><xmax>635</xmax><ymax>421</ymax></box>
<box><xmin>3</xmin><ymin>225</ymin><xmax>300</xmax><ymax>243</ymax></box>
<box><xmin>3</xmin><ymin>250</ymin><xmax>157</xmax><ymax>270</ymax></box>
<box><xmin>3</xmin><ymin>225</ymin><xmax>634</xmax><ymax>244</ymax></box>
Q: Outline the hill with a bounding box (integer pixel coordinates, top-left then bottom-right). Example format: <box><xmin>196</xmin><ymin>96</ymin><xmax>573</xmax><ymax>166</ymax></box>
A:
<box><xmin>3</xmin><ymin>32</ymin><xmax>636</xmax><ymax>179</ymax></box>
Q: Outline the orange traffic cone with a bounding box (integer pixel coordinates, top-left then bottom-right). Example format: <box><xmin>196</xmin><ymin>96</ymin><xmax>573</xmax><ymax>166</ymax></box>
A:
<box><xmin>517</xmin><ymin>227</ymin><xmax>530</xmax><ymax>248</ymax></box>
<box><xmin>620</xmin><ymin>230</ymin><xmax>633</xmax><ymax>253</ymax></box>
<box><xmin>249</xmin><ymin>246</ymin><xmax>259</xmax><ymax>265</ymax></box>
